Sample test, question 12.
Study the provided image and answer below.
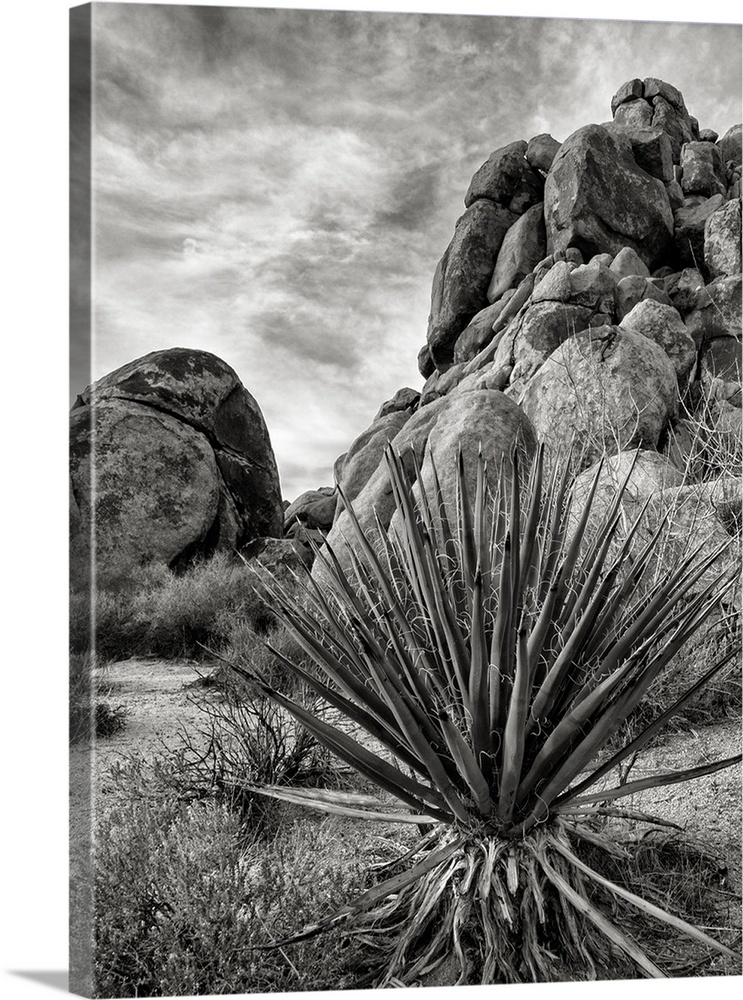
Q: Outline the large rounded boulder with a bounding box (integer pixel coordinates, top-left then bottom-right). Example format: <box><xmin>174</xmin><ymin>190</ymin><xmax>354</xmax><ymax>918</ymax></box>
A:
<box><xmin>519</xmin><ymin>326</ymin><xmax>679</xmax><ymax>468</ymax></box>
<box><xmin>70</xmin><ymin>348</ymin><xmax>283</xmax><ymax>576</ymax></box>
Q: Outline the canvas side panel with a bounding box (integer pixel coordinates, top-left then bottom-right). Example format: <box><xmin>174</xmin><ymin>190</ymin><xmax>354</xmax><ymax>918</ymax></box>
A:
<box><xmin>69</xmin><ymin>4</ymin><xmax>93</xmax><ymax>997</ymax></box>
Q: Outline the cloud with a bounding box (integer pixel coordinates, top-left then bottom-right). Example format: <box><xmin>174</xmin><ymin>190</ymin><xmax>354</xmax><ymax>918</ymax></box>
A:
<box><xmin>82</xmin><ymin>5</ymin><xmax>742</xmax><ymax>501</ymax></box>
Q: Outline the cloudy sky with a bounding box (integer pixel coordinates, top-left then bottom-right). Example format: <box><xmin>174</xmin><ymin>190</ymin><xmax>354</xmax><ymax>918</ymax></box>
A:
<box><xmin>77</xmin><ymin>0</ymin><xmax>742</xmax><ymax>500</ymax></box>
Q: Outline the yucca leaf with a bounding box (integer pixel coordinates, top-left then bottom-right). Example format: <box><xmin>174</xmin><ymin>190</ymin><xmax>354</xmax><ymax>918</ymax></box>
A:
<box><xmin>468</xmin><ymin>567</ymin><xmax>492</xmax><ymax>781</ymax></box>
<box><xmin>498</xmin><ymin>619</ymin><xmax>531</xmax><ymax>822</ymax></box>
<box><xmin>549</xmin><ymin>836</ymin><xmax>739</xmax><ymax>958</ymax></box>
<box><xmin>516</xmin><ymin>659</ymin><xmax>635</xmax><ymax>807</ymax></box>
<box><xmin>367</xmin><ymin>664</ymin><xmax>472</xmax><ymax>824</ymax></box>
<box><xmin>263</xmin><ymin>836</ymin><xmax>465</xmax><ymax>949</ymax></box>
<box><xmin>456</xmin><ymin>445</ymin><xmax>478</xmax><ymax>599</ymax></box>
<box><xmin>561</xmin><ymin>753</ymin><xmax>742</xmax><ymax>809</ymax></box>
<box><xmin>258</xmin><ymin>640</ymin><xmax>429</xmax><ymax>777</ymax></box>
<box><xmin>230</xmin><ymin>669</ymin><xmax>452</xmax><ymax>819</ymax></box>
<box><xmin>515</xmin><ymin>580</ymin><xmax>737</xmax><ymax>831</ymax></box>
<box><xmin>563</xmin><ymin>647</ymin><xmax>740</xmax><ymax>802</ymax></box>
<box><xmin>537</xmin><ymin>852</ymin><xmax>666</xmax><ymax>978</ymax></box>
<box><xmin>518</xmin><ymin>442</ymin><xmax>545</xmax><ymax>597</ymax></box>
<box><xmin>240</xmin><ymin>783</ymin><xmax>442</xmax><ymax>824</ymax></box>
<box><xmin>560</xmin><ymin>805</ymin><xmax>682</xmax><ymax>830</ymax></box>
<box><xmin>437</xmin><ymin>709</ymin><xmax>492</xmax><ymax>816</ymax></box>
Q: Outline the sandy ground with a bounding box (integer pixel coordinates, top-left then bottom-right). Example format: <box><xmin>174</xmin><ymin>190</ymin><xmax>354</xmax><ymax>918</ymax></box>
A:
<box><xmin>73</xmin><ymin>658</ymin><xmax>742</xmax><ymax>869</ymax></box>
<box><xmin>70</xmin><ymin>658</ymin><xmax>742</xmax><ymax>945</ymax></box>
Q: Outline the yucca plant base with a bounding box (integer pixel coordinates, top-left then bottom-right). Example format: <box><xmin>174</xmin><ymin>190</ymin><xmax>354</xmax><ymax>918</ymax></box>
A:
<box><xmin>235</xmin><ymin>442</ymin><xmax>741</xmax><ymax>985</ymax></box>
<box><xmin>254</xmin><ymin>815</ymin><xmax>738</xmax><ymax>987</ymax></box>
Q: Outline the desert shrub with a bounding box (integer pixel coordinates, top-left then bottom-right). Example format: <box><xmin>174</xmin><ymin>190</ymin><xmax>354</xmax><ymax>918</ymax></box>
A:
<box><xmin>665</xmin><ymin>388</ymin><xmax>743</xmax><ymax>490</ymax></box>
<box><xmin>70</xmin><ymin>552</ymin><xmax>278</xmax><ymax>662</ymax></box>
<box><xmin>70</xmin><ymin>653</ymin><xmax>128</xmax><ymax>743</ymax></box>
<box><xmin>217</xmin><ymin>618</ymin><xmax>318</xmax><ymax>694</ymax></box>
<box><xmin>177</xmin><ymin>678</ymin><xmax>344</xmax><ymax>832</ymax></box>
<box><xmin>235</xmin><ymin>443</ymin><xmax>741</xmax><ymax>985</ymax></box>
<box><xmin>93</xmin><ymin>771</ymin><xmax>371</xmax><ymax>998</ymax></box>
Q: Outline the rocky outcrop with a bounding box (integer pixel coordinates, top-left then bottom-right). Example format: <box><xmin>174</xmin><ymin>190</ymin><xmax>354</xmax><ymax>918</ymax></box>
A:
<box><xmin>464</xmin><ymin>140</ymin><xmax>543</xmax><ymax>212</ymax></box>
<box><xmin>519</xmin><ymin>326</ymin><xmax>679</xmax><ymax>468</ymax></box>
<box><xmin>336</xmin><ymin>409</ymin><xmax>413</xmax><ymax>504</ymax></box>
<box><xmin>426</xmin><ymin>200</ymin><xmax>517</xmax><ymax>366</ymax></box>
<box><xmin>70</xmin><ymin>348</ymin><xmax>283</xmax><ymax>576</ymax></box>
<box><xmin>611</xmin><ymin>77</ymin><xmax>699</xmax><ymax>160</ymax></box>
<box><xmin>315</xmin><ymin>392</ymin><xmax>535</xmax><ymax>583</ymax></box>
<box><xmin>544</xmin><ymin>125</ymin><xmax>674</xmax><ymax>269</ymax></box>
<box><xmin>705</xmin><ymin>199</ymin><xmax>742</xmax><ymax>279</ymax></box>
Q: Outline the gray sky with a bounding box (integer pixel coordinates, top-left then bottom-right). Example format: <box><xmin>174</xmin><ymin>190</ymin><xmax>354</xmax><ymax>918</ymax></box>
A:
<box><xmin>81</xmin><ymin>1</ymin><xmax>742</xmax><ymax>500</ymax></box>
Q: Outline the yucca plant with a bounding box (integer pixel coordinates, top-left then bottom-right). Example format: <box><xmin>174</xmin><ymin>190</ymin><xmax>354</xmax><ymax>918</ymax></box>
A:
<box><xmin>232</xmin><ymin>442</ymin><xmax>741</xmax><ymax>985</ymax></box>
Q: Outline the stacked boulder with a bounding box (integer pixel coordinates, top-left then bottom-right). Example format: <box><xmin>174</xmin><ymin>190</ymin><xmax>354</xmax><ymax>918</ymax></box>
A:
<box><xmin>318</xmin><ymin>79</ymin><xmax>740</xmax><ymax>583</ymax></box>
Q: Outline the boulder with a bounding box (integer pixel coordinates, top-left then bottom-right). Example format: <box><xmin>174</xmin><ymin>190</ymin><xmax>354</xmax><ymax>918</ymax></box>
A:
<box><xmin>646</xmin><ymin>90</ymin><xmax>698</xmax><ymax>161</ymax></box>
<box><xmin>453</xmin><ymin>295</ymin><xmax>515</xmax><ymax>364</ymax></box>
<box><xmin>337</xmin><ymin>410</ymin><xmax>412</xmax><ymax>503</ymax></box>
<box><xmin>419</xmin><ymin>370</ymin><xmax>443</xmax><ymax>407</ymax></box>
<box><xmin>283</xmin><ymin>488</ymin><xmax>337</xmax><ymax>532</ymax></box>
<box><xmin>520</xmin><ymin>326</ymin><xmax>678</xmax><ymax>468</ymax></box>
<box><xmin>544</xmin><ymin>124</ymin><xmax>674</xmax><ymax>269</ymax></box>
<box><xmin>568</xmin><ymin>259</ymin><xmax>618</xmax><ymax>311</ymax></box>
<box><xmin>673</xmin><ymin>194</ymin><xmax>726</xmax><ymax>272</ymax></box>
<box><xmin>609</xmin><ymin>81</ymin><xmax>698</xmax><ymax>163</ymax></box>
<box><xmin>718</xmin><ymin>124</ymin><xmax>742</xmax><ymax>166</ymax></box>
<box><xmin>680</xmin><ymin>142</ymin><xmax>727</xmax><ymax>198</ymax></box>
<box><xmin>510</xmin><ymin>301</ymin><xmax>594</xmax><ymax>383</ymax></box>
<box><xmin>406</xmin><ymin>391</ymin><xmax>537</xmax><ymax>524</ymax></box>
<box><xmin>487</xmin><ymin>202</ymin><xmax>546</xmax><ymax>302</ymax></box>
<box><xmin>571</xmin><ymin>449</ymin><xmax>686</xmax><ymax>525</ymax></box>
<box><xmin>610</xmin><ymin>79</ymin><xmax>645</xmax><ymax>115</ymax></box>
<box><xmin>684</xmin><ymin>274</ymin><xmax>743</xmax><ymax>346</ymax></box>
<box><xmin>665</xmin><ymin>179</ymin><xmax>685</xmax><ymax>210</ymax></box>
<box><xmin>526</xmin><ymin>134</ymin><xmax>562</xmax><ymax>174</ymax></box>
<box><xmin>704</xmin><ymin>199</ymin><xmax>742</xmax><ymax>279</ymax></box>
<box><xmin>450</xmin><ymin>362</ymin><xmax>513</xmax><ymax>397</ymax></box>
<box><xmin>241</xmin><ymin>537</ymin><xmax>313</xmax><ymax>580</ymax></box>
<box><xmin>314</xmin><ymin>398</ymin><xmax>452</xmax><ymax>583</ymax></box>
<box><xmin>70</xmin><ymin>400</ymin><xmax>222</xmax><ymax>574</ymax></box>
<box><xmin>417</xmin><ymin>343</ymin><xmax>436</xmax><ymax>379</ymax></box>
<box><xmin>663</xmin><ymin>268</ymin><xmax>706</xmax><ymax>316</ymax></box>
<box><xmin>610</xmin><ymin>246</ymin><xmax>650</xmax><ymax>281</ymax></box>
<box><xmin>374</xmin><ymin>387</ymin><xmax>421</xmax><ymax>420</ymax></box>
<box><xmin>532</xmin><ymin>259</ymin><xmax>574</xmax><ymax>303</ymax></box>
<box><xmin>700</xmin><ymin>337</ymin><xmax>742</xmax><ymax>383</ymax></box>
<box><xmin>619</xmin><ymin>299</ymin><xmax>697</xmax><ymax>388</ymax></box>
<box><xmin>570</xmin><ymin>453</ymin><xmax>734</xmax><ymax>592</ymax></box>
<box><xmin>427</xmin><ymin>200</ymin><xmax>518</xmax><ymax>366</ymax></box>
<box><xmin>435</xmin><ymin>362</ymin><xmax>467</xmax><ymax>397</ymax></box>
<box><xmin>613</xmin><ymin>100</ymin><xmax>654</xmax><ymax>128</ymax></box>
<box><xmin>605</xmin><ymin>125</ymin><xmax>674</xmax><ymax>182</ymax></box>
<box><xmin>615</xmin><ymin>274</ymin><xmax>672</xmax><ymax>321</ymax></box>
<box><xmin>69</xmin><ymin>349</ymin><xmax>283</xmax><ymax>577</ymax></box>
<box><xmin>465</xmin><ymin>140</ymin><xmax>543</xmax><ymax>212</ymax></box>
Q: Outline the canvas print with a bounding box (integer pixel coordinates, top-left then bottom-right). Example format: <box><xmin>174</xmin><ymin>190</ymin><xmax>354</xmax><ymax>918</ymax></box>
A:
<box><xmin>69</xmin><ymin>2</ymin><xmax>743</xmax><ymax>995</ymax></box>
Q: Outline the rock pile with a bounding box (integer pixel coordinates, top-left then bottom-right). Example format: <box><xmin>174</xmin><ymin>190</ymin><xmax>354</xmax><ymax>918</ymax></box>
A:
<box><xmin>71</xmin><ymin>80</ymin><xmax>740</xmax><ymax>585</ymax></box>
<box><xmin>317</xmin><ymin>78</ymin><xmax>741</xmax><ymax>580</ymax></box>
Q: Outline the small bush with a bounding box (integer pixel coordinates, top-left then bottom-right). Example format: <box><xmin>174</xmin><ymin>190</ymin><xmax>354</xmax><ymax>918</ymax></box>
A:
<box><xmin>93</xmin><ymin>765</ymin><xmax>371</xmax><ymax>998</ymax></box>
<box><xmin>70</xmin><ymin>653</ymin><xmax>128</xmax><ymax>743</ymax></box>
<box><xmin>95</xmin><ymin>702</ymin><xmax>129</xmax><ymax>739</ymax></box>
<box><xmin>70</xmin><ymin>552</ymin><xmax>278</xmax><ymax>663</ymax></box>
